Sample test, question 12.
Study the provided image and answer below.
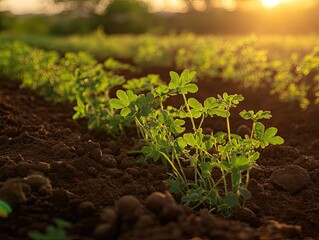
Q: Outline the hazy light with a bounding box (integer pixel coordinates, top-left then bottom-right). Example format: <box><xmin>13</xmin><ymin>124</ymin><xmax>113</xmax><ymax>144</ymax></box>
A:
<box><xmin>261</xmin><ymin>0</ymin><xmax>285</xmax><ymax>8</ymax></box>
<box><xmin>220</xmin><ymin>0</ymin><xmax>237</xmax><ymax>11</ymax></box>
<box><xmin>0</xmin><ymin>0</ymin><xmax>65</xmax><ymax>14</ymax></box>
<box><xmin>145</xmin><ymin>0</ymin><xmax>187</xmax><ymax>13</ymax></box>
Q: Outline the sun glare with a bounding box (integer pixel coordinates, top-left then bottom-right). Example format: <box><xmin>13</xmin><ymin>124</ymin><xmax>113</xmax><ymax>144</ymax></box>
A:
<box><xmin>261</xmin><ymin>0</ymin><xmax>284</xmax><ymax>8</ymax></box>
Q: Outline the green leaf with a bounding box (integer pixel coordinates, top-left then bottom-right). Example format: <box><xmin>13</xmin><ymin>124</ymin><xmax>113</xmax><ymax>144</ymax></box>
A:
<box><xmin>254</xmin><ymin>122</ymin><xmax>265</xmax><ymax>139</ymax></box>
<box><xmin>177</xmin><ymin>137</ymin><xmax>187</xmax><ymax>149</ymax></box>
<box><xmin>120</xmin><ymin>107</ymin><xmax>131</xmax><ymax>117</ymax></box>
<box><xmin>210</xmin><ymin>108</ymin><xmax>229</xmax><ymax>118</ymax></box>
<box><xmin>183</xmin><ymin>133</ymin><xmax>197</xmax><ymax>147</ymax></box>
<box><xmin>190</xmin><ymin>109</ymin><xmax>203</xmax><ymax>119</ymax></box>
<box><xmin>202</xmin><ymin>139</ymin><xmax>213</xmax><ymax>150</ymax></box>
<box><xmin>188</xmin><ymin>70</ymin><xmax>197</xmax><ymax>81</ymax></box>
<box><xmin>269</xmin><ymin>136</ymin><xmax>284</xmax><ymax>145</ymax></box>
<box><xmin>223</xmin><ymin>192</ymin><xmax>239</xmax><ymax>208</ymax></box>
<box><xmin>182</xmin><ymin>188</ymin><xmax>204</xmax><ymax>204</ymax></box>
<box><xmin>255</xmin><ymin>124</ymin><xmax>284</xmax><ymax>148</ymax></box>
<box><xmin>180</xmin><ymin>69</ymin><xmax>190</xmax><ymax>82</ymax></box>
<box><xmin>204</xmin><ymin>97</ymin><xmax>218</xmax><ymax>109</ymax></box>
<box><xmin>0</xmin><ymin>200</ymin><xmax>12</xmax><ymax>218</ymax></box>
<box><xmin>199</xmin><ymin>162</ymin><xmax>215</xmax><ymax>178</ymax></box>
<box><xmin>188</xmin><ymin>97</ymin><xmax>203</xmax><ymax>118</ymax></box>
<box><xmin>116</xmin><ymin>90</ymin><xmax>129</xmax><ymax>105</ymax></box>
<box><xmin>239</xmin><ymin>187</ymin><xmax>252</xmax><ymax>200</ymax></box>
<box><xmin>239</xmin><ymin>110</ymin><xmax>254</xmax><ymax>120</ymax></box>
<box><xmin>170</xmin><ymin>119</ymin><xmax>185</xmax><ymax>134</ymax></box>
<box><xmin>127</xmin><ymin>90</ymin><xmax>138</xmax><ymax>102</ymax></box>
<box><xmin>181</xmin><ymin>84</ymin><xmax>198</xmax><ymax>94</ymax></box>
<box><xmin>109</xmin><ymin>98</ymin><xmax>126</xmax><ymax>109</ymax></box>
<box><xmin>167</xmin><ymin>178</ymin><xmax>184</xmax><ymax>194</ymax></box>
<box><xmin>256</xmin><ymin>110</ymin><xmax>272</xmax><ymax>120</ymax></box>
<box><xmin>220</xmin><ymin>161</ymin><xmax>231</xmax><ymax>171</ymax></box>
<box><xmin>231</xmin><ymin>168</ymin><xmax>240</xmax><ymax>186</ymax></box>
<box><xmin>231</xmin><ymin>156</ymin><xmax>249</xmax><ymax>168</ymax></box>
<box><xmin>169</xmin><ymin>71</ymin><xmax>180</xmax><ymax>83</ymax></box>
<box><xmin>264</xmin><ymin>127</ymin><xmax>278</xmax><ymax>139</ymax></box>
<box><xmin>250</xmin><ymin>152</ymin><xmax>260</xmax><ymax>162</ymax></box>
<box><xmin>188</xmin><ymin>98</ymin><xmax>203</xmax><ymax>109</ymax></box>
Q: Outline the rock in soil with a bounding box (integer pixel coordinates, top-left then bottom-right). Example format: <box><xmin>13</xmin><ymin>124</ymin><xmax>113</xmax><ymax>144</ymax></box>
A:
<box><xmin>270</xmin><ymin>164</ymin><xmax>310</xmax><ymax>193</ymax></box>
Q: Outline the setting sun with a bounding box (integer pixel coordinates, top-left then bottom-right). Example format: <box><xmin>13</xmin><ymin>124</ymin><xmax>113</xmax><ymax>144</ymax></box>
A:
<box><xmin>261</xmin><ymin>0</ymin><xmax>285</xmax><ymax>8</ymax></box>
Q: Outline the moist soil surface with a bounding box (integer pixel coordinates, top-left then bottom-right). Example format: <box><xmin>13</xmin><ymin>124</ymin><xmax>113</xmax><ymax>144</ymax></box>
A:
<box><xmin>1</xmin><ymin>69</ymin><xmax>319</xmax><ymax>240</ymax></box>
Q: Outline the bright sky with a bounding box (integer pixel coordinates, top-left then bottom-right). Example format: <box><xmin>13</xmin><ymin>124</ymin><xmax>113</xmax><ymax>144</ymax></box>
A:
<box><xmin>0</xmin><ymin>0</ymin><xmax>314</xmax><ymax>14</ymax></box>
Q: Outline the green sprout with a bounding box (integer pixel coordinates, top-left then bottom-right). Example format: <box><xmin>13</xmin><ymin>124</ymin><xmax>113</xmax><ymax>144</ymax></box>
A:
<box><xmin>28</xmin><ymin>219</ymin><xmax>71</xmax><ymax>240</ymax></box>
<box><xmin>110</xmin><ymin>69</ymin><xmax>284</xmax><ymax>215</ymax></box>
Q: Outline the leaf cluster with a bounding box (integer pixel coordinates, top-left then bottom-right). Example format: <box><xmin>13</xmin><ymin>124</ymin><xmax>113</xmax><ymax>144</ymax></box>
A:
<box><xmin>110</xmin><ymin>69</ymin><xmax>284</xmax><ymax>215</ymax></box>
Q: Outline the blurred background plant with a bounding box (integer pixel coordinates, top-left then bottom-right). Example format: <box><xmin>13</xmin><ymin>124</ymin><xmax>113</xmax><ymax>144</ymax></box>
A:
<box><xmin>0</xmin><ymin>0</ymin><xmax>319</xmax><ymax>35</ymax></box>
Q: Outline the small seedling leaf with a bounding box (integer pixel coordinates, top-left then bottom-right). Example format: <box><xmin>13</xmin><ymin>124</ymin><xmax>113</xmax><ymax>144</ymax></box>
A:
<box><xmin>239</xmin><ymin>188</ymin><xmax>252</xmax><ymax>200</ymax></box>
<box><xmin>183</xmin><ymin>133</ymin><xmax>197</xmax><ymax>147</ymax></box>
<box><xmin>109</xmin><ymin>99</ymin><xmax>126</xmax><ymax>109</ymax></box>
<box><xmin>188</xmin><ymin>98</ymin><xmax>203</xmax><ymax>109</ymax></box>
<box><xmin>223</xmin><ymin>192</ymin><xmax>239</xmax><ymax>208</ymax></box>
<box><xmin>269</xmin><ymin>136</ymin><xmax>284</xmax><ymax>145</ymax></box>
<box><xmin>181</xmin><ymin>84</ymin><xmax>198</xmax><ymax>94</ymax></box>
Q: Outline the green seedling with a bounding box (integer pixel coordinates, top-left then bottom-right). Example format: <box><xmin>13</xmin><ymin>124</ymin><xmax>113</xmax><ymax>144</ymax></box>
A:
<box><xmin>123</xmin><ymin>74</ymin><xmax>164</xmax><ymax>93</ymax></box>
<box><xmin>28</xmin><ymin>219</ymin><xmax>71</xmax><ymax>240</ymax></box>
<box><xmin>110</xmin><ymin>69</ymin><xmax>284</xmax><ymax>215</ymax></box>
<box><xmin>104</xmin><ymin>57</ymin><xmax>136</xmax><ymax>73</ymax></box>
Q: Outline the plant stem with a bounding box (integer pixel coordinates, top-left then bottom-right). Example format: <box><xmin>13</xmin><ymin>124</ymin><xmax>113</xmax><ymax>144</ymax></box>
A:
<box><xmin>250</xmin><ymin>121</ymin><xmax>256</xmax><ymax>139</ymax></box>
<box><xmin>198</xmin><ymin>115</ymin><xmax>205</xmax><ymax>129</ymax></box>
<box><xmin>160</xmin><ymin>151</ymin><xmax>186</xmax><ymax>185</ymax></box>
<box><xmin>226</xmin><ymin>114</ymin><xmax>231</xmax><ymax>143</ymax></box>
<box><xmin>182</xmin><ymin>93</ymin><xmax>196</xmax><ymax>132</ymax></box>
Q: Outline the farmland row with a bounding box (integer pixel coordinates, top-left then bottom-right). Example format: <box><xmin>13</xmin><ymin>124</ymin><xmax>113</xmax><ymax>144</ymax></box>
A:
<box><xmin>0</xmin><ymin>41</ymin><xmax>285</xmax><ymax>215</ymax></box>
<box><xmin>1</xmin><ymin>37</ymin><xmax>318</xmax><ymax>109</ymax></box>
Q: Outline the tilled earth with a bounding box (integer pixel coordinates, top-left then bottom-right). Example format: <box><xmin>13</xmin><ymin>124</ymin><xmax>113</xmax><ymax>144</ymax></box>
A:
<box><xmin>0</xmin><ymin>72</ymin><xmax>319</xmax><ymax>240</ymax></box>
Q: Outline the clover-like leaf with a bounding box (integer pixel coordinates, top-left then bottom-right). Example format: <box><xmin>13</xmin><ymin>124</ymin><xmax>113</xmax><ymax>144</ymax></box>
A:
<box><xmin>181</xmin><ymin>188</ymin><xmax>206</xmax><ymax>205</ymax></box>
<box><xmin>231</xmin><ymin>156</ymin><xmax>250</xmax><ymax>171</ymax></box>
<box><xmin>167</xmin><ymin>178</ymin><xmax>184</xmax><ymax>194</ymax></box>
<box><xmin>168</xmin><ymin>70</ymin><xmax>198</xmax><ymax>94</ymax></box>
<box><xmin>120</xmin><ymin>107</ymin><xmax>131</xmax><ymax>117</ymax></box>
<box><xmin>188</xmin><ymin>98</ymin><xmax>203</xmax><ymax>109</ymax></box>
<box><xmin>254</xmin><ymin>122</ymin><xmax>284</xmax><ymax>148</ymax></box>
<box><xmin>199</xmin><ymin>162</ymin><xmax>215</xmax><ymax>178</ymax></box>
<box><xmin>180</xmin><ymin>83</ymin><xmax>198</xmax><ymax>94</ymax></box>
<box><xmin>183</xmin><ymin>133</ymin><xmax>197</xmax><ymax>147</ymax></box>
<box><xmin>169</xmin><ymin>119</ymin><xmax>185</xmax><ymax>134</ymax></box>
<box><xmin>239</xmin><ymin>187</ymin><xmax>252</xmax><ymax>200</ymax></box>
<box><xmin>188</xmin><ymin>98</ymin><xmax>204</xmax><ymax>118</ymax></box>
<box><xmin>204</xmin><ymin>97</ymin><xmax>219</xmax><ymax>109</ymax></box>
<box><xmin>223</xmin><ymin>192</ymin><xmax>239</xmax><ymax>208</ymax></box>
<box><xmin>240</xmin><ymin>110</ymin><xmax>272</xmax><ymax>121</ymax></box>
<box><xmin>110</xmin><ymin>90</ymin><xmax>137</xmax><ymax>110</ymax></box>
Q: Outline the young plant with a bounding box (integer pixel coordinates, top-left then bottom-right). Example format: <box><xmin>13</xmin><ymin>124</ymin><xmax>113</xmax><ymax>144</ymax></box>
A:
<box><xmin>110</xmin><ymin>69</ymin><xmax>284</xmax><ymax>215</ymax></box>
<box><xmin>104</xmin><ymin>57</ymin><xmax>136</xmax><ymax>73</ymax></box>
<box><xmin>123</xmin><ymin>74</ymin><xmax>164</xmax><ymax>93</ymax></box>
<box><xmin>72</xmin><ymin>65</ymin><xmax>127</xmax><ymax>134</ymax></box>
<box><xmin>28</xmin><ymin>219</ymin><xmax>71</xmax><ymax>240</ymax></box>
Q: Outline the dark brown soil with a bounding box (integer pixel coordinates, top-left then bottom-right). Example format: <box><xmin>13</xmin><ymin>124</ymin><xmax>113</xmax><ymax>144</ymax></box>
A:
<box><xmin>1</xmin><ymin>72</ymin><xmax>319</xmax><ymax>240</ymax></box>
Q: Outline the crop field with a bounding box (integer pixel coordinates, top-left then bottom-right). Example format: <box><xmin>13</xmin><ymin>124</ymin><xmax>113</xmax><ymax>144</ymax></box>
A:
<box><xmin>0</xmin><ymin>34</ymin><xmax>319</xmax><ymax>240</ymax></box>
